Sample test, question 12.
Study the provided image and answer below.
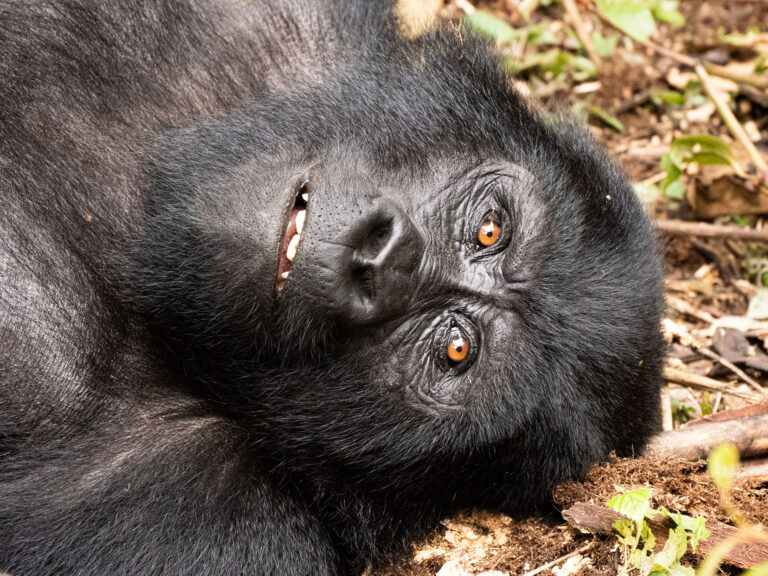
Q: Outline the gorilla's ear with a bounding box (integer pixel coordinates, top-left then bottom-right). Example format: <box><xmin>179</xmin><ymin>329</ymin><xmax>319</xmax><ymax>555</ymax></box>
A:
<box><xmin>395</xmin><ymin>0</ymin><xmax>442</xmax><ymax>38</ymax></box>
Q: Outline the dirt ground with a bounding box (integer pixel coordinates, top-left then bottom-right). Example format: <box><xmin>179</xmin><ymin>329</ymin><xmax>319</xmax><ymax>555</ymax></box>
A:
<box><xmin>375</xmin><ymin>454</ymin><xmax>768</xmax><ymax>576</ymax></box>
<box><xmin>376</xmin><ymin>0</ymin><xmax>768</xmax><ymax>574</ymax></box>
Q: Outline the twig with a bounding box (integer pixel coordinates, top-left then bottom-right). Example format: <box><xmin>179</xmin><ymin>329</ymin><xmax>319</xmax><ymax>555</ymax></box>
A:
<box><xmin>587</xmin><ymin>5</ymin><xmax>696</xmax><ymax>66</ymax></box>
<box><xmin>520</xmin><ymin>542</ymin><xmax>595</xmax><ymax>576</ymax></box>
<box><xmin>642</xmin><ymin>172</ymin><xmax>666</xmax><ymax>185</ymax></box>
<box><xmin>696</xmin><ymin>346</ymin><xmax>766</xmax><ymax>395</ymax></box>
<box><xmin>713</xmin><ymin>391</ymin><xmax>723</xmax><ymax>413</ymax></box>
<box><xmin>664</xmin><ymin>366</ymin><xmax>762</xmax><ymax>402</ymax></box>
<box><xmin>703</xmin><ymin>62</ymin><xmax>768</xmax><ymax>91</ymax></box>
<box><xmin>695</xmin><ymin>62</ymin><xmax>767</xmax><ymax>182</ymax></box>
<box><xmin>562</xmin><ymin>0</ymin><xmax>601</xmax><ymax>65</ymax></box>
<box><xmin>666</xmin><ymin>294</ymin><xmax>717</xmax><ymax>323</ymax></box>
<box><xmin>655</xmin><ymin>219</ymin><xmax>768</xmax><ymax>242</ymax></box>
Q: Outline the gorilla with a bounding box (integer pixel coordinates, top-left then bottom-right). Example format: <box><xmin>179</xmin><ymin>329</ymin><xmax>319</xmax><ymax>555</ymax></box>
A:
<box><xmin>0</xmin><ymin>0</ymin><xmax>664</xmax><ymax>573</ymax></box>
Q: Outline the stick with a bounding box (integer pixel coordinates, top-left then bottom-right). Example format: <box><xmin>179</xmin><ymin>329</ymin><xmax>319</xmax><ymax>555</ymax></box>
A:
<box><xmin>646</xmin><ymin>413</ymin><xmax>768</xmax><ymax>460</ymax></box>
<box><xmin>520</xmin><ymin>542</ymin><xmax>595</xmax><ymax>576</ymax></box>
<box><xmin>655</xmin><ymin>219</ymin><xmax>768</xmax><ymax>242</ymax></box>
<box><xmin>695</xmin><ymin>63</ymin><xmax>767</xmax><ymax>182</ymax></box>
<box><xmin>562</xmin><ymin>502</ymin><xmax>768</xmax><ymax>569</ymax></box>
<box><xmin>696</xmin><ymin>347</ymin><xmax>766</xmax><ymax>395</ymax></box>
<box><xmin>739</xmin><ymin>456</ymin><xmax>768</xmax><ymax>481</ymax></box>
<box><xmin>703</xmin><ymin>62</ymin><xmax>768</xmax><ymax>91</ymax></box>
<box><xmin>666</xmin><ymin>294</ymin><xmax>717</xmax><ymax>323</ymax></box>
<box><xmin>664</xmin><ymin>367</ymin><xmax>762</xmax><ymax>402</ymax></box>
<box><xmin>687</xmin><ymin>403</ymin><xmax>768</xmax><ymax>427</ymax></box>
<box><xmin>562</xmin><ymin>0</ymin><xmax>601</xmax><ymax>65</ymax></box>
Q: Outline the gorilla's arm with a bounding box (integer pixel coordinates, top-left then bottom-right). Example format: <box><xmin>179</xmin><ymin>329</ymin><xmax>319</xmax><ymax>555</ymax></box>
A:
<box><xmin>0</xmin><ymin>395</ymin><xmax>340</xmax><ymax>574</ymax></box>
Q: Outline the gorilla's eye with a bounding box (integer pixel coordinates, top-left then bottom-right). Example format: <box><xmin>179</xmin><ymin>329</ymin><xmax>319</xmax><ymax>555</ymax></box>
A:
<box><xmin>477</xmin><ymin>211</ymin><xmax>501</xmax><ymax>247</ymax></box>
<box><xmin>446</xmin><ymin>326</ymin><xmax>469</xmax><ymax>363</ymax></box>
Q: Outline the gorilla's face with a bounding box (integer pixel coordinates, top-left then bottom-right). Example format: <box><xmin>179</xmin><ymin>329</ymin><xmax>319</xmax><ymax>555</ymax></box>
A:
<box><xmin>275</xmin><ymin>155</ymin><xmax>544</xmax><ymax>418</ymax></box>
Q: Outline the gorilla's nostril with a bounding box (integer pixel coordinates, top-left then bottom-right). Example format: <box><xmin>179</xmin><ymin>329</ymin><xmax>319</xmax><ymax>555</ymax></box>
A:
<box><xmin>336</xmin><ymin>200</ymin><xmax>423</xmax><ymax>324</ymax></box>
<box><xmin>358</xmin><ymin>219</ymin><xmax>393</xmax><ymax>260</ymax></box>
<box><xmin>351</xmin><ymin>265</ymin><xmax>375</xmax><ymax>300</ymax></box>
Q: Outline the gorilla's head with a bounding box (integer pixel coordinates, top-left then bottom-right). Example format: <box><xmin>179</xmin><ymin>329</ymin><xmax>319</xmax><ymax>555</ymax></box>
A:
<box><xmin>131</xmin><ymin>26</ymin><xmax>663</xmax><ymax>506</ymax></box>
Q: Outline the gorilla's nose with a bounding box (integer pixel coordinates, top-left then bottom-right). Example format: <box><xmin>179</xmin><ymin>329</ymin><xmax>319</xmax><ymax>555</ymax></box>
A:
<box><xmin>340</xmin><ymin>198</ymin><xmax>424</xmax><ymax>324</ymax></box>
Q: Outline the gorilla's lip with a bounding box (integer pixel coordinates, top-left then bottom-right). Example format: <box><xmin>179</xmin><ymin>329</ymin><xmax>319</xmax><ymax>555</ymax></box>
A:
<box><xmin>277</xmin><ymin>187</ymin><xmax>308</xmax><ymax>292</ymax></box>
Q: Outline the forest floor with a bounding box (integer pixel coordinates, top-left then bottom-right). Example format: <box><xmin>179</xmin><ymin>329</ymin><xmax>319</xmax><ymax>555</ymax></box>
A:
<box><xmin>377</xmin><ymin>1</ymin><xmax>768</xmax><ymax>574</ymax></box>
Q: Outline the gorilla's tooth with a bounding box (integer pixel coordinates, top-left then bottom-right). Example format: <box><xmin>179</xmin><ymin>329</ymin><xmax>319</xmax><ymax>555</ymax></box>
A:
<box><xmin>286</xmin><ymin>233</ymin><xmax>301</xmax><ymax>261</ymax></box>
<box><xmin>301</xmin><ymin>193</ymin><xmax>308</xmax><ymax>202</ymax></box>
<box><xmin>295</xmin><ymin>210</ymin><xmax>306</xmax><ymax>234</ymax></box>
<box><xmin>281</xmin><ymin>271</ymin><xmax>289</xmax><ymax>279</ymax></box>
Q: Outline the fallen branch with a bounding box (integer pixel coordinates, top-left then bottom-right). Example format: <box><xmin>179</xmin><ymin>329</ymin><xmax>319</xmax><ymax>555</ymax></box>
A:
<box><xmin>646</xmin><ymin>413</ymin><xmax>768</xmax><ymax>460</ymax></box>
<box><xmin>687</xmin><ymin>403</ymin><xmax>768</xmax><ymax>427</ymax></box>
<box><xmin>663</xmin><ymin>367</ymin><xmax>762</xmax><ymax>402</ymax></box>
<box><xmin>739</xmin><ymin>456</ymin><xmax>768</xmax><ymax>481</ymax></box>
<box><xmin>655</xmin><ymin>219</ymin><xmax>768</xmax><ymax>242</ymax></box>
<box><xmin>562</xmin><ymin>502</ymin><xmax>768</xmax><ymax>569</ymax></box>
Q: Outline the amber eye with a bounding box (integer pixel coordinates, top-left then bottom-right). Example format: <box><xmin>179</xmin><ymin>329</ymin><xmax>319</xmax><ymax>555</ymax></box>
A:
<box><xmin>478</xmin><ymin>212</ymin><xmax>500</xmax><ymax>247</ymax></box>
<box><xmin>446</xmin><ymin>327</ymin><xmax>469</xmax><ymax>363</ymax></box>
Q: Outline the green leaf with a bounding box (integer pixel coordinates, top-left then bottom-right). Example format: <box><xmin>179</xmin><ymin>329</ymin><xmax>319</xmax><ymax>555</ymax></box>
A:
<box><xmin>630</xmin><ymin>546</ymin><xmax>654</xmax><ymax>572</ymax></box>
<box><xmin>742</xmin><ymin>560</ymin><xmax>768</xmax><ymax>576</ymax></box>
<box><xmin>506</xmin><ymin>49</ymin><xmax>566</xmax><ymax>74</ymax></box>
<box><xmin>570</xmin><ymin>55</ymin><xmax>597</xmax><ymax>81</ymax></box>
<box><xmin>731</xmin><ymin>213</ymin><xmax>751</xmax><ymax>227</ymax></box>
<box><xmin>669</xmin><ymin>134</ymin><xmax>735</xmax><ymax>168</ymax></box>
<box><xmin>707</xmin><ymin>443</ymin><xmax>740</xmax><ymax>494</ymax></box>
<box><xmin>465</xmin><ymin>11</ymin><xmax>518</xmax><ymax>44</ymax></box>
<box><xmin>654</xmin><ymin>0</ymin><xmax>684</xmax><ymax>26</ymax></box>
<box><xmin>651</xmin><ymin>90</ymin><xmax>685</xmax><ymax>106</ymax></box>
<box><xmin>666</xmin><ymin>563</ymin><xmax>695</xmax><ymax>576</ymax></box>
<box><xmin>641</xmin><ymin>521</ymin><xmax>656</xmax><ymax>552</ymax></box>
<box><xmin>591</xmin><ymin>31</ymin><xmax>618</xmax><ymax>56</ymax></box>
<box><xmin>507</xmin><ymin>49</ymin><xmax>595</xmax><ymax>81</ymax></box>
<box><xmin>613</xmin><ymin>518</ymin><xmax>638</xmax><ymax>547</ymax></box>
<box><xmin>594</xmin><ymin>0</ymin><xmax>656</xmax><ymax>42</ymax></box>
<box><xmin>660</xmin><ymin>153</ymin><xmax>683</xmax><ymax>195</ymax></box>
<box><xmin>654</xmin><ymin>526</ymin><xmax>689</xmax><ymax>568</ymax></box>
<box><xmin>586</xmin><ymin>105</ymin><xmax>624</xmax><ymax>132</ymax></box>
<box><xmin>755</xmin><ymin>55</ymin><xmax>768</xmax><ymax>74</ymax></box>
<box><xmin>664</xmin><ymin>180</ymin><xmax>685</xmax><ymax>200</ymax></box>
<box><xmin>719</xmin><ymin>27</ymin><xmax>761</xmax><ymax>47</ymax></box>
<box><xmin>685</xmin><ymin>516</ymin><xmax>709</xmax><ymax>553</ymax></box>
<box><xmin>525</xmin><ymin>22</ymin><xmax>559</xmax><ymax>45</ymax></box>
<box><xmin>609</xmin><ymin>488</ymin><xmax>652</xmax><ymax>524</ymax></box>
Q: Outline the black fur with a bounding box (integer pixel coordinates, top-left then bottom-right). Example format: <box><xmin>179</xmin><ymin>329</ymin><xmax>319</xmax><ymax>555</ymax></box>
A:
<box><xmin>0</xmin><ymin>1</ymin><xmax>664</xmax><ymax>574</ymax></box>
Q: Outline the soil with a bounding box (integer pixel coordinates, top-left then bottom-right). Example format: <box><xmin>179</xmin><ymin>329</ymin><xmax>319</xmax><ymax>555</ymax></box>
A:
<box><xmin>376</xmin><ymin>455</ymin><xmax>768</xmax><ymax>576</ymax></box>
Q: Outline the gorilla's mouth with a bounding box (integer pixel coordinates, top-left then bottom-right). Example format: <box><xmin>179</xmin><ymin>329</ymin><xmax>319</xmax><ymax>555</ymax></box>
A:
<box><xmin>277</xmin><ymin>186</ymin><xmax>308</xmax><ymax>292</ymax></box>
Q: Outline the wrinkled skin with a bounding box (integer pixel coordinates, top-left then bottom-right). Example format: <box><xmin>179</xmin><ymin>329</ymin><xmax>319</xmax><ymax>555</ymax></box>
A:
<box><xmin>0</xmin><ymin>0</ymin><xmax>664</xmax><ymax>574</ymax></box>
